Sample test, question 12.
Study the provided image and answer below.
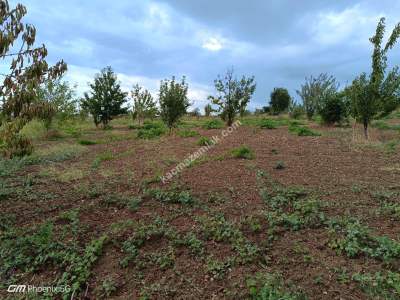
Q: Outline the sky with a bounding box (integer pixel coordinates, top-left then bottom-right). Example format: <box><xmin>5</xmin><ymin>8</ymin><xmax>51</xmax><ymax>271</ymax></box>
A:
<box><xmin>15</xmin><ymin>0</ymin><xmax>400</xmax><ymax>111</ymax></box>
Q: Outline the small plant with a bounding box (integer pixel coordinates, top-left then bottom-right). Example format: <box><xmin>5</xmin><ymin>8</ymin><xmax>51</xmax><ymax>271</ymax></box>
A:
<box><xmin>128</xmin><ymin>196</ymin><xmax>142</xmax><ymax>212</ymax></box>
<box><xmin>231</xmin><ymin>145</ymin><xmax>255</xmax><ymax>159</ymax></box>
<box><xmin>247</xmin><ymin>273</ymin><xmax>304</xmax><ymax>300</ymax></box>
<box><xmin>203</xmin><ymin>119</ymin><xmax>224</xmax><ymax>129</ymax></box>
<box><xmin>274</xmin><ymin>161</ymin><xmax>285</xmax><ymax>170</ymax></box>
<box><xmin>78</xmin><ymin>139</ymin><xmax>97</xmax><ymax>145</ymax></box>
<box><xmin>146</xmin><ymin>188</ymin><xmax>195</xmax><ymax>205</ymax></box>
<box><xmin>197</xmin><ymin>136</ymin><xmax>214</xmax><ymax>146</ymax></box>
<box><xmin>288</xmin><ymin>124</ymin><xmax>320</xmax><ymax>136</ymax></box>
<box><xmin>97</xmin><ymin>277</ymin><xmax>117</xmax><ymax>298</ymax></box>
<box><xmin>177</xmin><ymin>129</ymin><xmax>199</xmax><ymax>137</ymax></box>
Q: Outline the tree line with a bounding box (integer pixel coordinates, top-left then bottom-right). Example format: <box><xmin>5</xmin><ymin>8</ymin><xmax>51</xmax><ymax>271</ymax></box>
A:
<box><xmin>1</xmin><ymin>0</ymin><xmax>400</xmax><ymax>158</ymax></box>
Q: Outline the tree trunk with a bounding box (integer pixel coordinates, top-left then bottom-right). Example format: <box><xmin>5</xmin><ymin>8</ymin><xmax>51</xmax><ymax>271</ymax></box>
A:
<box><xmin>363</xmin><ymin>120</ymin><xmax>369</xmax><ymax>140</ymax></box>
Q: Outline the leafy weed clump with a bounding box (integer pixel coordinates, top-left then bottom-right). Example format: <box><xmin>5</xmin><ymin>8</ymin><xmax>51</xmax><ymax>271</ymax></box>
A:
<box><xmin>288</xmin><ymin>123</ymin><xmax>320</xmax><ymax>136</ymax></box>
<box><xmin>197</xmin><ymin>136</ymin><xmax>214</xmax><ymax>146</ymax></box>
<box><xmin>231</xmin><ymin>145</ymin><xmax>255</xmax><ymax>159</ymax></box>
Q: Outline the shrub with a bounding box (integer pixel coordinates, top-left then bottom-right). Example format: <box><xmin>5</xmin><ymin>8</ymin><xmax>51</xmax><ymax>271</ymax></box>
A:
<box><xmin>203</xmin><ymin>119</ymin><xmax>224</xmax><ymax>129</ymax></box>
<box><xmin>289</xmin><ymin>104</ymin><xmax>305</xmax><ymax>119</ymax></box>
<box><xmin>137</xmin><ymin>121</ymin><xmax>166</xmax><ymax>139</ymax></box>
<box><xmin>319</xmin><ymin>93</ymin><xmax>347</xmax><ymax>125</ymax></box>
<box><xmin>231</xmin><ymin>145</ymin><xmax>255</xmax><ymax>159</ymax></box>
<box><xmin>259</xmin><ymin>119</ymin><xmax>277</xmax><ymax>129</ymax></box>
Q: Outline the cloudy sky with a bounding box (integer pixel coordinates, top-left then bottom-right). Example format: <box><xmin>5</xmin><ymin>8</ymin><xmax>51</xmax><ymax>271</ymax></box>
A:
<box><xmin>18</xmin><ymin>0</ymin><xmax>400</xmax><ymax>111</ymax></box>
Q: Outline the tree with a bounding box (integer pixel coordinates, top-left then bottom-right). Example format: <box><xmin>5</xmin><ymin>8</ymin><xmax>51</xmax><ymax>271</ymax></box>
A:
<box><xmin>81</xmin><ymin>67</ymin><xmax>128</xmax><ymax>128</ymax></box>
<box><xmin>209</xmin><ymin>68</ymin><xmax>256</xmax><ymax>126</ymax></box>
<box><xmin>318</xmin><ymin>92</ymin><xmax>347</xmax><ymax>125</ymax></box>
<box><xmin>159</xmin><ymin>76</ymin><xmax>190</xmax><ymax>131</ymax></box>
<box><xmin>36</xmin><ymin>78</ymin><xmax>78</xmax><ymax>126</ymax></box>
<box><xmin>204</xmin><ymin>103</ymin><xmax>213</xmax><ymax>117</ymax></box>
<box><xmin>270</xmin><ymin>88</ymin><xmax>291</xmax><ymax>115</ymax></box>
<box><xmin>296</xmin><ymin>74</ymin><xmax>339</xmax><ymax>120</ymax></box>
<box><xmin>0</xmin><ymin>0</ymin><xmax>67</xmax><ymax>157</ymax></box>
<box><xmin>131</xmin><ymin>84</ymin><xmax>157</xmax><ymax>126</ymax></box>
<box><xmin>347</xmin><ymin>18</ymin><xmax>400</xmax><ymax>139</ymax></box>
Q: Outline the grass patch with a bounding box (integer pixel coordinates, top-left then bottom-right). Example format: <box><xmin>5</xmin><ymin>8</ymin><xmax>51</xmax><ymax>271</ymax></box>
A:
<box><xmin>259</xmin><ymin>119</ymin><xmax>277</xmax><ymax>129</ymax></box>
<box><xmin>137</xmin><ymin>121</ymin><xmax>166</xmax><ymax>139</ymax></box>
<box><xmin>197</xmin><ymin>136</ymin><xmax>214</xmax><ymax>146</ymax></box>
<box><xmin>177</xmin><ymin>129</ymin><xmax>200</xmax><ymax>138</ymax></box>
<box><xmin>203</xmin><ymin>119</ymin><xmax>224</xmax><ymax>129</ymax></box>
<box><xmin>231</xmin><ymin>145</ymin><xmax>255</xmax><ymax>159</ymax></box>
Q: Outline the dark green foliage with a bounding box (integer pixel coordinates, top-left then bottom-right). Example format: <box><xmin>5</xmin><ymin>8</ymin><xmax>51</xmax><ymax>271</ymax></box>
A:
<box><xmin>296</xmin><ymin>73</ymin><xmax>339</xmax><ymax>120</ymax></box>
<box><xmin>159</xmin><ymin>76</ymin><xmax>190</xmax><ymax>130</ymax></box>
<box><xmin>209</xmin><ymin>68</ymin><xmax>256</xmax><ymax>126</ymax></box>
<box><xmin>347</xmin><ymin>18</ymin><xmax>400</xmax><ymax>139</ymax></box>
<box><xmin>318</xmin><ymin>92</ymin><xmax>348</xmax><ymax>125</ymax></box>
<box><xmin>231</xmin><ymin>145</ymin><xmax>255</xmax><ymax>159</ymax></box>
<box><xmin>275</xmin><ymin>161</ymin><xmax>285</xmax><ymax>170</ymax></box>
<box><xmin>137</xmin><ymin>121</ymin><xmax>166</xmax><ymax>139</ymax></box>
<box><xmin>203</xmin><ymin>119</ymin><xmax>224</xmax><ymax>129</ymax></box>
<box><xmin>80</xmin><ymin>67</ymin><xmax>128</xmax><ymax>128</ymax></box>
<box><xmin>270</xmin><ymin>88</ymin><xmax>291</xmax><ymax>115</ymax></box>
<box><xmin>78</xmin><ymin>139</ymin><xmax>97</xmax><ymax>145</ymax></box>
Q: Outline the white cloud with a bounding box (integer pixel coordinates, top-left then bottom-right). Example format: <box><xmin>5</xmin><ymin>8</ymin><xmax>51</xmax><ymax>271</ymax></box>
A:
<box><xmin>312</xmin><ymin>5</ymin><xmax>383</xmax><ymax>45</ymax></box>
<box><xmin>64</xmin><ymin>65</ymin><xmax>212</xmax><ymax>109</ymax></box>
<box><xmin>202</xmin><ymin>37</ymin><xmax>223</xmax><ymax>51</ymax></box>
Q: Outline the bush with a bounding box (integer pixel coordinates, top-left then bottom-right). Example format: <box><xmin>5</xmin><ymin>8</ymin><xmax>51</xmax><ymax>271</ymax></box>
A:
<box><xmin>231</xmin><ymin>145</ymin><xmax>255</xmax><ymax>159</ymax></box>
<box><xmin>319</xmin><ymin>93</ymin><xmax>347</xmax><ymax>125</ymax></box>
<box><xmin>259</xmin><ymin>119</ymin><xmax>277</xmax><ymax>129</ymax></box>
<box><xmin>203</xmin><ymin>119</ymin><xmax>224</xmax><ymax>129</ymax></box>
<box><xmin>137</xmin><ymin>121</ymin><xmax>166</xmax><ymax>139</ymax></box>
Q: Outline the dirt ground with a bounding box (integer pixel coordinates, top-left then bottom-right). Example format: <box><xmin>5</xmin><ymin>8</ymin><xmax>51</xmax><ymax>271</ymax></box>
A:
<box><xmin>1</xmin><ymin>117</ymin><xmax>400</xmax><ymax>299</ymax></box>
